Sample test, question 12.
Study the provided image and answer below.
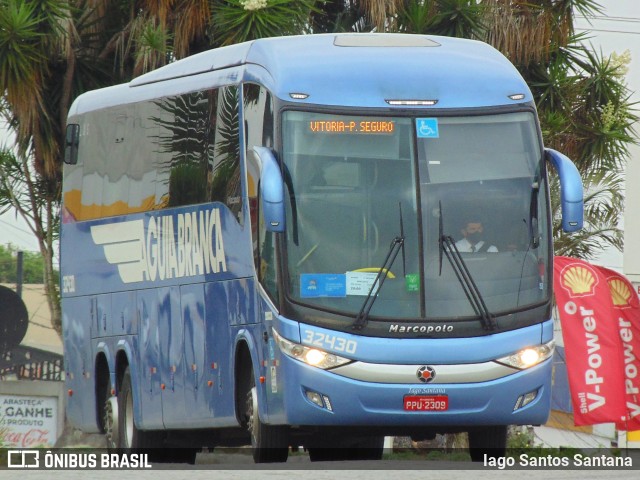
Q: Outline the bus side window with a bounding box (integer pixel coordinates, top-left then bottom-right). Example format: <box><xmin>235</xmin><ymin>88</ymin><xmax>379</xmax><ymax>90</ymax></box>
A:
<box><xmin>210</xmin><ymin>86</ymin><xmax>243</xmax><ymax>224</ymax></box>
<box><xmin>244</xmin><ymin>83</ymin><xmax>278</xmax><ymax>300</ymax></box>
<box><xmin>148</xmin><ymin>87</ymin><xmax>243</xmax><ymax>223</ymax></box>
<box><xmin>152</xmin><ymin>91</ymin><xmax>211</xmax><ymax>208</ymax></box>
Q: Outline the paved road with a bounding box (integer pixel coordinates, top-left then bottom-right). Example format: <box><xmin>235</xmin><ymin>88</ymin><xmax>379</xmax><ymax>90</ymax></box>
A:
<box><xmin>0</xmin><ymin>466</ymin><xmax>631</xmax><ymax>480</ymax></box>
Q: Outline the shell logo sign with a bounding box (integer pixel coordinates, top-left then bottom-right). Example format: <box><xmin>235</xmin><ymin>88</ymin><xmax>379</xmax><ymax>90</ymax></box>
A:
<box><xmin>560</xmin><ymin>264</ymin><xmax>599</xmax><ymax>297</ymax></box>
<box><xmin>553</xmin><ymin>256</ymin><xmax>628</xmax><ymax>426</ymax></box>
<box><xmin>554</xmin><ymin>256</ymin><xmax>640</xmax><ymax>431</ymax></box>
<box><xmin>608</xmin><ymin>277</ymin><xmax>638</xmax><ymax>310</ymax></box>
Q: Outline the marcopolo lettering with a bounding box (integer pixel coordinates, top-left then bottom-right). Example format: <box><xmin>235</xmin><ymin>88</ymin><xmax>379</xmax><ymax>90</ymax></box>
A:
<box><xmin>389</xmin><ymin>324</ymin><xmax>454</xmax><ymax>334</ymax></box>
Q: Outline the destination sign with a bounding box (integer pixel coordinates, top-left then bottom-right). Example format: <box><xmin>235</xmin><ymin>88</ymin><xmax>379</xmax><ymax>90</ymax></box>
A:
<box><xmin>309</xmin><ymin>119</ymin><xmax>395</xmax><ymax>134</ymax></box>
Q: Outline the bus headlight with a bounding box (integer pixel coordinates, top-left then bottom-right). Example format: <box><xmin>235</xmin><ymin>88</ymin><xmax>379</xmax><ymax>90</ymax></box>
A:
<box><xmin>496</xmin><ymin>340</ymin><xmax>555</xmax><ymax>370</ymax></box>
<box><xmin>273</xmin><ymin>330</ymin><xmax>352</xmax><ymax>370</ymax></box>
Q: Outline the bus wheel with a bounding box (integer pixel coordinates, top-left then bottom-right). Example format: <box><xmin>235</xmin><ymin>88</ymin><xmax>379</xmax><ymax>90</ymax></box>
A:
<box><xmin>118</xmin><ymin>367</ymin><xmax>160</xmax><ymax>450</ymax></box>
<box><xmin>468</xmin><ymin>425</ymin><xmax>507</xmax><ymax>462</ymax></box>
<box><xmin>245</xmin><ymin>374</ymin><xmax>288</xmax><ymax>463</ymax></box>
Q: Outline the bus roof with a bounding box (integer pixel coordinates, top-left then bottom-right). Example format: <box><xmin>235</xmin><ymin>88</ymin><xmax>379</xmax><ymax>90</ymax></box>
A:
<box><xmin>70</xmin><ymin>33</ymin><xmax>533</xmax><ymax>114</ymax></box>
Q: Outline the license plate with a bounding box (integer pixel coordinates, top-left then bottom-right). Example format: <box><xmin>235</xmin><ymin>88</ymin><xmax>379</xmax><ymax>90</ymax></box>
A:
<box><xmin>403</xmin><ymin>395</ymin><xmax>449</xmax><ymax>411</ymax></box>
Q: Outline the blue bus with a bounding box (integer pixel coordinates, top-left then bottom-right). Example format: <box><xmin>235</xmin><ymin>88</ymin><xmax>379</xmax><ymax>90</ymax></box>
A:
<box><xmin>61</xmin><ymin>33</ymin><xmax>583</xmax><ymax>463</ymax></box>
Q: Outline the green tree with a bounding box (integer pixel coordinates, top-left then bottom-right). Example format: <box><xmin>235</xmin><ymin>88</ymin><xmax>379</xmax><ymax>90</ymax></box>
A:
<box><xmin>0</xmin><ymin>146</ymin><xmax>60</xmax><ymax>332</ymax></box>
<box><xmin>0</xmin><ymin>0</ymin><xmax>211</xmax><ymax>186</ymax></box>
<box><xmin>0</xmin><ymin>0</ymin><xmax>122</xmax><ymax>336</ymax></box>
<box><xmin>212</xmin><ymin>0</ymin><xmax>318</xmax><ymax>46</ymax></box>
<box><xmin>485</xmin><ymin>1</ymin><xmax>636</xmax><ymax>260</ymax></box>
<box><xmin>0</xmin><ymin>243</ymin><xmax>56</xmax><ymax>284</ymax></box>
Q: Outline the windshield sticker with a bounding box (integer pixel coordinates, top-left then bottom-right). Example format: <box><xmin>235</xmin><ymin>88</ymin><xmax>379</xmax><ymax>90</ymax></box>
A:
<box><xmin>300</xmin><ymin>274</ymin><xmax>346</xmax><ymax>298</ymax></box>
<box><xmin>346</xmin><ymin>271</ymin><xmax>380</xmax><ymax>296</ymax></box>
<box><xmin>416</xmin><ymin>118</ymin><xmax>439</xmax><ymax>138</ymax></box>
<box><xmin>405</xmin><ymin>273</ymin><xmax>420</xmax><ymax>292</ymax></box>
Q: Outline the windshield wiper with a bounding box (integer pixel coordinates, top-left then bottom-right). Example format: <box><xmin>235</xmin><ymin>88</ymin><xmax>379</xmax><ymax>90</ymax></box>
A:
<box><xmin>438</xmin><ymin>205</ymin><xmax>495</xmax><ymax>331</ymax></box>
<box><xmin>529</xmin><ymin>179</ymin><xmax>540</xmax><ymax>249</ymax></box>
<box><xmin>353</xmin><ymin>203</ymin><xmax>405</xmax><ymax>331</ymax></box>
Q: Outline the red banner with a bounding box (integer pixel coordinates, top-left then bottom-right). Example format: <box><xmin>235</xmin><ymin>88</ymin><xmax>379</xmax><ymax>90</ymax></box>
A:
<box><xmin>595</xmin><ymin>266</ymin><xmax>640</xmax><ymax>431</ymax></box>
<box><xmin>554</xmin><ymin>256</ymin><xmax>627</xmax><ymax>426</ymax></box>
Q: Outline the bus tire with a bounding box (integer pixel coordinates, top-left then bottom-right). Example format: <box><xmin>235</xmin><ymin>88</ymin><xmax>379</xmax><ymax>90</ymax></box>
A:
<box><xmin>118</xmin><ymin>367</ymin><xmax>161</xmax><ymax>450</ymax></box>
<box><xmin>468</xmin><ymin>425</ymin><xmax>507</xmax><ymax>462</ymax></box>
<box><xmin>245</xmin><ymin>374</ymin><xmax>288</xmax><ymax>463</ymax></box>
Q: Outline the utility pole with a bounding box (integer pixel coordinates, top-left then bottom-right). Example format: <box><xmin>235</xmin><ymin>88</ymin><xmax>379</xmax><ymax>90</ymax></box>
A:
<box><xmin>16</xmin><ymin>250</ymin><xmax>23</xmax><ymax>297</ymax></box>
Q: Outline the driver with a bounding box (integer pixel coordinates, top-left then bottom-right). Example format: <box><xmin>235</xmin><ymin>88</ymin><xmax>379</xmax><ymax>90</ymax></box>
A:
<box><xmin>455</xmin><ymin>218</ymin><xmax>498</xmax><ymax>253</ymax></box>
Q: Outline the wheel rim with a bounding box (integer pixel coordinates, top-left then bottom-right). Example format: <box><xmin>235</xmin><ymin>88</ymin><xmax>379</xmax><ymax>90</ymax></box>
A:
<box><xmin>247</xmin><ymin>386</ymin><xmax>259</xmax><ymax>446</ymax></box>
<box><xmin>124</xmin><ymin>389</ymin><xmax>134</xmax><ymax>447</ymax></box>
<box><xmin>104</xmin><ymin>396</ymin><xmax>119</xmax><ymax>448</ymax></box>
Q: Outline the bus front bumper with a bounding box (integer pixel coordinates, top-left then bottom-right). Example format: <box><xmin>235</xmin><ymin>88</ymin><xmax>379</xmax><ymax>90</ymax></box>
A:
<box><xmin>272</xmin><ymin>354</ymin><xmax>552</xmax><ymax>428</ymax></box>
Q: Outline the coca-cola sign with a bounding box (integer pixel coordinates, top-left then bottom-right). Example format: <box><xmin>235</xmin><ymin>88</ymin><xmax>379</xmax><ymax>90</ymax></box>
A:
<box><xmin>0</xmin><ymin>395</ymin><xmax>58</xmax><ymax>447</ymax></box>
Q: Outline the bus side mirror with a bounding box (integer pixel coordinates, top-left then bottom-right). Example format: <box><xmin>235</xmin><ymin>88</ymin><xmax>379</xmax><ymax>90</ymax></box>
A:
<box><xmin>545</xmin><ymin>148</ymin><xmax>583</xmax><ymax>233</ymax></box>
<box><xmin>64</xmin><ymin>124</ymin><xmax>80</xmax><ymax>165</ymax></box>
<box><xmin>254</xmin><ymin>146</ymin><xmax>285</xmax><ymax>233</ymax></box>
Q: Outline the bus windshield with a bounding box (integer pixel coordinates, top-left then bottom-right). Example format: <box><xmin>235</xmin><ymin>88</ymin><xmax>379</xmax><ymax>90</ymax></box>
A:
<box><xmin>282</xmin><ymin>110</ymin><xmax>549</xmax><ymax>321</ymax></box>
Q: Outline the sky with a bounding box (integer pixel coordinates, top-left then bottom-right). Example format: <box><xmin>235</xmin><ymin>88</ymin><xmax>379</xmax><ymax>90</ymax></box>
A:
<box><xmin>1</xmin><ymin>1</ymin><xmax>638</xmax><ymax>266</ymax></box>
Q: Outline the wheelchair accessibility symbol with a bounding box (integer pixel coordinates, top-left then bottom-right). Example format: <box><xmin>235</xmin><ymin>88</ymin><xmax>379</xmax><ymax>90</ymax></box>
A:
<box><xmin>416</xmin><ymin>118</ymin><xmax>439</xmax><ymax>138</ymax></box>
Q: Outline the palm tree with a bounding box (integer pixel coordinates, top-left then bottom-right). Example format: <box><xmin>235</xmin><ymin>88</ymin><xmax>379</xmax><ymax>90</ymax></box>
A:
<box><xmin>212</xmin><ymin>0</ymin><xmax>318</xmax><ymax>46</ymax></box>
<box><xmin>499</xmin><ymin>3</ymin><xmax>636</xmax><ymax>261</ymax></box>
<box><xmin>0</xmin><ymin>0</ymin><xmax>84</xmax><ymax>336</ymax></box>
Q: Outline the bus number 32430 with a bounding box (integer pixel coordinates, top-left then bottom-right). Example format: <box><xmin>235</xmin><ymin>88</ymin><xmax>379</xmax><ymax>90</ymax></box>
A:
<box><xmin>302</xmin><ymin>330</ymin><xmax>358</xmax><ymax>355</ymax></box>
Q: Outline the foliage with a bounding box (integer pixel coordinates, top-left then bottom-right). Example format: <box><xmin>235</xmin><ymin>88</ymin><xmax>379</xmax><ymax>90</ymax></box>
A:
<box><xmin>212</xmin><ymin>0</ymin><xmax>318</xmax><ymax>46</ymax></box>
<box><xmin>398</xmin><ymin>0</ymin><xmax>487</xmax><ymax>39</ymax></box>
<box><xmin>0</xmin><ymin>244</ymin><xmax>57</xmax><ymax>284</ymax></box>
<box><xmin>537</xmin><ymin>45</ymin><xmax>636</xmax><ymax>260</ymax></box>
<box><xmin>0</xmin><ymin>145</ymin><xmax>60</xmax><ymax>334</ymax></box>
<box><xmin>506</xmin><ymin>427</ymin><xmax>583</xmax><ymax>458</ymax></box>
